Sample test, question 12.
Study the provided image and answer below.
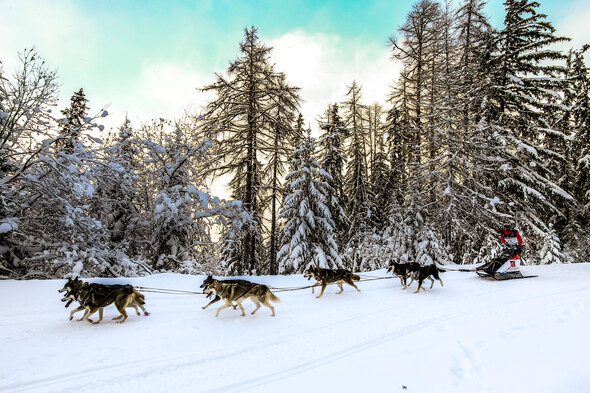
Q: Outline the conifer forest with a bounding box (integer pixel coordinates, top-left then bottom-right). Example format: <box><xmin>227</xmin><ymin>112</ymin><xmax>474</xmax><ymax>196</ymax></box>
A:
<box><xmin>1</xmin><ymin>0</ymin><xmax>589</xmax><ymax>279</ymax></box>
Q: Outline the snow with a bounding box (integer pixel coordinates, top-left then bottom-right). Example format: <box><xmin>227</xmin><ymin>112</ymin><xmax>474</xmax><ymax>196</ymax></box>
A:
<box><xmin>1</xmin><ymin>264</ymin><xmax>589</xmax><ymax>393</ymax></box>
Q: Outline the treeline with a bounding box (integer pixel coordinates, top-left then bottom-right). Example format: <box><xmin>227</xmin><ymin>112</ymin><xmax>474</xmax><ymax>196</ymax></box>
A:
<box><xmin>1</xmin><ymin>0</ymin><xmax>588</xmax><ymax>279</ymax></box>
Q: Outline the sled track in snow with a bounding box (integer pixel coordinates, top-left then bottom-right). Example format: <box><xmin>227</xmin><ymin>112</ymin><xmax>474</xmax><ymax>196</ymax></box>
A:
<box><xmin>204</xmin><ymin>285</ymin><xmax>590</xmax><ymax>393</ymax></box>
<box><xmin>3</xmin><ymin>285</ymin><xmax>588</xmax><ymax>393</ymax></box>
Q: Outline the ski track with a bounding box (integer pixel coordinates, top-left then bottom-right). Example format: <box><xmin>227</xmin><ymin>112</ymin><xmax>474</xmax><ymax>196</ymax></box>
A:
<box><xmin>4</xmin><ymin>275</ymin><xmax>587</xmax><ymax>393</ymax></box>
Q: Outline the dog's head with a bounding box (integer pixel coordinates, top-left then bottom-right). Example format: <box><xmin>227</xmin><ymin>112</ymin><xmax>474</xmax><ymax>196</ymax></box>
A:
<box><xmin>387</xmin><ymin>262</ymin><xmax>406</xmax><ymax>275</ymax></box>
<box><xmin>304</xmin><ymin>267</ymin><xmax>320</xmax><ymax>280</ymax></box>
<box><xmin>59</xmin><ymin>277</ymin><xmax>84</xmax><ymax>307</ymax></box>
<box><xmin>201</xmin><ymin>276</ymin><xmax>218</xmax><ymax>295</ymax></box>
<box><xmin>200</xmin><ymin>274</ymin><xmax>214</xmax><ymax>289</ymax></box>
<box><xmin>202</xmin><ymin>282</ymin><xmax>218</xmax><ymax>296</ymax></box>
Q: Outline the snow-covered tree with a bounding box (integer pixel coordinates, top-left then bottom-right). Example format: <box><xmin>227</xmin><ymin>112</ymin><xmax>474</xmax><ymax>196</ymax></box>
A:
<box><xmin>277</xmin><ymin>133</ymin><xmax>343</xmax><ymax>274</ymax></box>
<box><xmin>58</xmin><ymin>88</ymin><xmax>89</xmax><ymax>154</ymax></box>
<box><xmin>483</xmin><ymin>0</ymin><xmax>574</xmax><ymax>259</ymax></box>
<box><xmin>342</xmin><ymin>81</ymin><xmax>372</xmax><ymax>257</ymax></box>
<box><xmin>318</xmin><ymin>103</ymin><xmax>349</xmax><ymax>248</ymax></box>
<box><xmin>539</xmin><ymin>224</ymin><xmax>566</xmax><ymax>264</ymax></box>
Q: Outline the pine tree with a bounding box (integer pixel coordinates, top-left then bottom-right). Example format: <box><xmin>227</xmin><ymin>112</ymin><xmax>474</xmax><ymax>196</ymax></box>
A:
<box><xmin>483</xmin><ymin>0</ymin><xmax>574</xmax><ymax>261</ymax></box>
<box><xmin>569</xmin><ymin>46</ymin><xmax>590</xmax><ymax>215</ymax></box>
<box><xmin>277</xmin><ymin>133</ymin><xmax>343</xmax><ymax>273</ymax></box>
<box><xmin>318</xmin><ymin>104</ymin><xmax>349</xmax><ymax>248</ymax></box>
<box><xmin>59</xmin><ymin>88</ymin><xmax>89</xmax><ymax>154</ymax></box>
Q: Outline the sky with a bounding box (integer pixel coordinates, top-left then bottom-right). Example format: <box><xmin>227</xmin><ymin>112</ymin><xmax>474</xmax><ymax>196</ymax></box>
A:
<box><xmin>1</xmin><ymin>0</ymin><xmax>590</xmax><ymax>131</ymax></box>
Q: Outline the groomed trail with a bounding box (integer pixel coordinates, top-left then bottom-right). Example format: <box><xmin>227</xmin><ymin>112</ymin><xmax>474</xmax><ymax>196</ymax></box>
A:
<box><xmin>1</xmin><ymin>263</ymin><xmax>589</xmax><ymax>393</ymax></box>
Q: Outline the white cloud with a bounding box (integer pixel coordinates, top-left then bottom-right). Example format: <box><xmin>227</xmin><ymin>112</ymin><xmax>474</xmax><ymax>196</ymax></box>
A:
<box><xmin>268</xmin><ymin>30</ymin><xmax>402</xmax><ymax>129</ymax></box>
<box><xmin>556</xmin><ymin>1</ymin><xmax>590</xmax><ymax>53</ymax></box>
<box><xmin>95</xmin><ymin>61</ymin><xmax>214</xmax><ymax>129</ymax></box>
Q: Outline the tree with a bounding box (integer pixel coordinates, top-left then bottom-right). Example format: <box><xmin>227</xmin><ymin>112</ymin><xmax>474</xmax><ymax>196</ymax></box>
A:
<box><xmin>58</xmin><ymin>88</ymin><xmax>89</xmax><ymax>154</ymax></box>
<box><xmin>263</xmin><ymin>74</ymin><xmax>301</xmax><ymax>275</ymax></box>
<box><xmin>277</xmin><ymin>133</ymin><xmax>343</xmax><ymax>273</ymax></box>
<box><xmin>318</xmin><ymin>103</ymin><xmax>349</xmax><ymax>248</ymax></box>
<box><xmin>483</xmin><ymin>0</ymin><xmax>573</xmax><ymax>261</ymax></box>
<box><xmin>201</xmin><ymin>27</ymin><xmax>300</xmax><ymax>274</ymax></box>
<box><xmin>342</xmin><ymin>81</ymin><xmax>371</xmax><ymax>263</ymax></box>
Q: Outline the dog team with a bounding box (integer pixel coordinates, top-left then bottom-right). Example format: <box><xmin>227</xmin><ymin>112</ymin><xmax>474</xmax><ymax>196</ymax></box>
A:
<box><xmin>58</xmin><ymin>261</ymin><xmax>443</xmax><ymax>322</ymax></box>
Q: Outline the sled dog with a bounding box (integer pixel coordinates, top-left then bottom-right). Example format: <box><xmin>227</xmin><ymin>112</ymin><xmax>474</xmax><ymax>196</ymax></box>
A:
<box><xmin>200</xmin><ymin>274</ymin><xmax>253</xmax><ymax>310</ymax></box>
<box><xmin>387</xmin><ymin>262</ymin><xmax>420</xmax><ymax>289</ymax></box>
<box><xmin>407</xmin><ymin>264</ymin><xmax>444</xmax><ymax>293</ymax></box>
<box><xmin>59</xmin><ymin>277</ymin><xmax>146</xmax><ymax>324</ymax></box>
<box><xmin>202</xmin><ymin>277</ymin><xmax>280</xmax><ymax>317</ymax></box>
<box><xmin>303</xmin><ymin>267</ymin><xmax>361</xmax><ymax>298</ymax></box>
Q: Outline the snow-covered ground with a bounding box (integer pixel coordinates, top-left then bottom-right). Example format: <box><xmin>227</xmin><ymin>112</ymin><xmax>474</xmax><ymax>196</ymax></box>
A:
<box><xmin>1</xmin><ymin>263</ymin><xmax>589</xmax><ymax>393</ymax></box>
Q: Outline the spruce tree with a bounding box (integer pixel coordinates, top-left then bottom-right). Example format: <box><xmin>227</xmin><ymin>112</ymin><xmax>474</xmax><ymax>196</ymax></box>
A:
<box><xmin>483</xmin><ymin>0</ymin><xmax>573</xmax><ymax>261</ymax></box>
<box><xmin>277</xmin><ymin>133</ymin><xmax>343</xmax><ymax>273</ymax></box>
<box><xmin>59</xmin><ymin>88</ymin><xmax>89</xmax><ymax>154</ymax></box>
<box><xmin>318</xmin><ymin>104</ymin><xmax>349</xmax><ymax>248</ymax></box>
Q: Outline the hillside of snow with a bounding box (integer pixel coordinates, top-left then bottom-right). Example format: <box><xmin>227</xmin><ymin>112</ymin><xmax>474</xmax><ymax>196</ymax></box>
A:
<box><xmin>1</xmin><ymin>263</ymin><xmax>589</xmax><ymax>393</ymax></box>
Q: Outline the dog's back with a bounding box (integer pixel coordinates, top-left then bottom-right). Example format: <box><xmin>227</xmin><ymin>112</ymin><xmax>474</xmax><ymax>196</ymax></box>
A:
<box><xmin>410</xmin><ymin>264</ymin><xmax>444</xmax><ymax>293</ymax></box>
<box><xmin>314</xmin><ymin>268</ymin><xmax>360</xmax><ymax>284</ymax></box>
<box><xmin>205</xmin><ymin>278</ymin><xmax>280</xmax><ymax>317</ymax></box>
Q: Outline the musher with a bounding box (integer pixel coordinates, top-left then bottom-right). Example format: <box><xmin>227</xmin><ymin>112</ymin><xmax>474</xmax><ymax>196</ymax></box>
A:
<box><xmin>480</xmin><ymin>223</ymin><xmax>523</xmax><ymax>275</ymax></box>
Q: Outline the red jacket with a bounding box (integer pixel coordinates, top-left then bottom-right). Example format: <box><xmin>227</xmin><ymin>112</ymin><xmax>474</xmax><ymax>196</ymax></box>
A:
<box><xmin>500</xmin><ymin>229</ymin><xmax>523</xmax><ymax>246</ymax></box>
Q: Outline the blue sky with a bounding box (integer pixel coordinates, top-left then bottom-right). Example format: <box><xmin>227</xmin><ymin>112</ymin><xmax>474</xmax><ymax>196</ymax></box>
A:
<box><xmin>1</xmin><ymin>0</ymin><xmax>588</xmax><ymax>129</ymax></box>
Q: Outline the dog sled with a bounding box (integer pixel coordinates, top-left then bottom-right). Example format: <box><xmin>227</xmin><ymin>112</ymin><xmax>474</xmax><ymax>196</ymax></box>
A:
<box><xmin>476</xmin><ymin>247</ymin><xmax>536</xmax><ymax>280</ymax></box>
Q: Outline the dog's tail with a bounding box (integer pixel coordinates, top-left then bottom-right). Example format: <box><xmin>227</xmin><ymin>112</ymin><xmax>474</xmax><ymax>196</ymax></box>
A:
<box><xmin>434</xmin><ymin>263</ymin><xmax>447</xmax><ymax>273</ymax></box>
<box><xmin>351</xmin><ymin>274</ymin><xmax>361</xmax><ymax>281</ymax></box>
<box><xmin>268</xmin><ymin>291</ymin><xmax>281</xmax><ymax>303</ymax></box>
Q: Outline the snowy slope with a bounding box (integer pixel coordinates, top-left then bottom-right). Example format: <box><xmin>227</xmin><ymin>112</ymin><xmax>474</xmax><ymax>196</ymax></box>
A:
<box><xmin>1</xmin><ymin>264</ymin><xmax>589</xmax><ymax>393</ymax></box>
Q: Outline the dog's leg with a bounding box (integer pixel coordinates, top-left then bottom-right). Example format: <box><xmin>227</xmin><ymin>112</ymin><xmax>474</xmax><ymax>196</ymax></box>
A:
<box><xmin>215</xmin><ymin>300</ymin><xmax>233</xmax><ymax>317</ymax></box>
<box><xmin>235</xmin><ymin>301</ymin><xmax>246</xmax><ymax>316</ymax></box>
<box><xmin>250</xmin><ymin>297</ymin><xmax>262</xmax><ymax>315</ymax></box>
<box><xmin>414</xmin><ymin>280</ymin><xmax>425</xmax><ymax>293</ymax></box>
<box><xmin>261</xmin><ymin>298</ymin><xmax>276</xmax><ymax>316</ymax></box>
<box><xmin>401</xmin><ymin>276</ymin><xmax>407</xmax><ymax>290</ymax></box>
<box><xmin>115</xmin><ymin>305</ymin><xmax>128</xmax><ymax>324</ymax></box>
<box><xmin>79</xmin><ymin>308</ymin><xmax>90</xmax><ymax>321</ymax></box>
<box><xmin>437</xmin><ymin>277</ymin><xmax>444</xmax><ymax>287</ymax></box>
<box><xmin>96</xmin><ymin>307</ymin><xmax>104</xmax><ymax>324</ymax></box>
<box><xmin>336</xmin><ymin>282</ymin><xmax>344</xmax><ymax>294</ymax></box>
<box><xmin>316</xmin><ymin>283</ymin><xmax>328</xmax><ymax>298</ymax></box>
<box><xmin>84</xmin><ymin>308</ymin><xmax>98</xmax><ymax>323</ymax></box>
<box><xmin>428</xmin><ymin>276</ymin><xmax>435</xmax><ymax>289</ymax></box>
<box><xmin>130</xmin><ymin>302</ymin><xmax>141</xmax><ymax>316</ymax></box>
<box><xmin>202</xmin><ymin>296</ymin><xmax>221</xmax><ymax>310</ymax></box>
<box><xmin>69</xmin><ymin>306</ymin><xmax>85</xmax><ymax>321</ymax></box>
<box><xmin>346</xmin><ymin>280</ymin><xmax>361</xmax><ymax>292</ymax></box>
